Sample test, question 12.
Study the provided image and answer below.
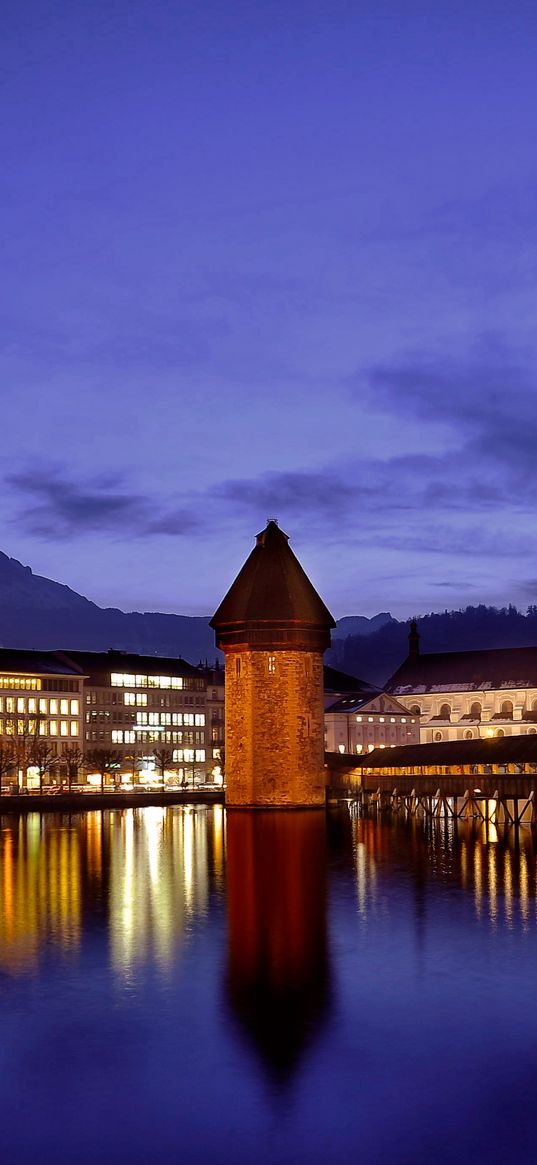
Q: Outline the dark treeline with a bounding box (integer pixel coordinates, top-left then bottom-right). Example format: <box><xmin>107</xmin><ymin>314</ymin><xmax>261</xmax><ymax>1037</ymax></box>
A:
<box><xmin>327</xmin><ymin>605</ymin><xmax>537</xmax><ymax>687</ymax></box>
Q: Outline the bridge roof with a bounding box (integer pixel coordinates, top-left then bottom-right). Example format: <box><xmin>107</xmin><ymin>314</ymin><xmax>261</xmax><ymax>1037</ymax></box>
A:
<box><xmin>348</xmin><ymin>735</ymin><xmax>537</xmax><ymax>769</ymax></box>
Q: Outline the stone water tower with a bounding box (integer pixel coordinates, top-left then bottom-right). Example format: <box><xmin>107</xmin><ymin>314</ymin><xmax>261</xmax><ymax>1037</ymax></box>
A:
<box><xmin>210</xmin><ymin>520</ymin><xmax>336</xmax><ymax>807</ymax></box>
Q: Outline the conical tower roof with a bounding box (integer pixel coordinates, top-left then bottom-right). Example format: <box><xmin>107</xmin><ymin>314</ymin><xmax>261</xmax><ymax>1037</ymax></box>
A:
<box><xmin>211</xmin><ymin>521</ymin><xmax>335</xmax><ymax>652</ymax></box>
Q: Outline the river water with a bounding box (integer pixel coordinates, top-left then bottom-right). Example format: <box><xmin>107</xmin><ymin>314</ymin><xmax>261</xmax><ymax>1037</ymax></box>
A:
<box><xmin>1</xmin><ymin>804</ymin><xmax>537</xmax><ymax>1164</ymax></box>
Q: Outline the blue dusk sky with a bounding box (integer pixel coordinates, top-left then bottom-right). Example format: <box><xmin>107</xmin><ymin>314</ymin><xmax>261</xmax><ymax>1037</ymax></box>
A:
<box><xmin>2</xmin><ymin>0</ymin><xmax>537</xmax><ymax>619</ymax></box>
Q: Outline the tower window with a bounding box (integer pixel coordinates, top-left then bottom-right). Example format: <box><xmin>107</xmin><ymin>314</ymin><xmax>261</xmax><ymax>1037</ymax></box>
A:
<box><xmin>268</xmin><ymin>655</ymin><xmax>276</xmax><ymax>675</ymax></box>
<box><xmin>235</xmin><ymin>658</ymin><xmax>241</xmax><ymax>678</ymax></box>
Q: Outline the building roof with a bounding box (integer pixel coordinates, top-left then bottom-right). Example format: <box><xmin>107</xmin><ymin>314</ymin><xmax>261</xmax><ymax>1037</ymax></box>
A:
<box><xmin>386</xmin><ymin>644</ymin><xmax>537</xmax><ymax>695</ymax></box>
<box><xmin>56</xmin><ymin>649</ymin><xmax>201</xmax><ymax>682</ymax></box>
<box><xmin>325</xmin><ymin>691</ymin><xmax>412</xmax><ymax>716</ymax></box>
<box><xmin>0</xmin><ymin>648</ymin><xmax>82</xmax><ymax>676</ymax></box>
<box><xmin>211</xmin><ymin>521</ymin><xmax>335</xmax><ymax>649</ymax></box>
<box><xmin>323</xmin><ymin>666</ymin><xmax>375</xmax><ymax>694</ymax></box>
<box><xmin>354</xmin><ymin>735</ymin><xmax>537</xmax><ymax>769</ymax></box>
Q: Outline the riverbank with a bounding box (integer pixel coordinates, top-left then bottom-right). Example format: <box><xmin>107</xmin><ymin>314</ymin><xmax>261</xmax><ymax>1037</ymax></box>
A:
<box><xmin>0</xmin><ymin>788</ymin><xmax>225</xmax><ymax>814</ymax></box>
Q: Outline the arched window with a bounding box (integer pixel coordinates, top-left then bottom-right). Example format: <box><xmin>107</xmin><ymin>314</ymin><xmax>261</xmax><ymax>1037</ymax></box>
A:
<box><xmin>439</xmin><ymin>703</ymin><xmax>451</xmax><ymax>720</ymax></box>
<box><xmin>532</xmin><ymin>699</ymin><xmax>537</xmax><ymax>713</ymax></box>
<box><xmin>465</xmin><ymin>730</ymin><xmax>473</xmax><ymax>739</ymax></box>
<box><xmin>470</xmin><ymin>701</ymin><xmax>481</xmax><ymax>720</ymax></box>
<box><xmin>434</xmin><ymin>731</ymin><xmax>443</xmax><ymax>741</ymax></box>
<box><xmin>529</xmin><ymin>728</ymin><xmax>537</xmax><ymax>735</ymax></box>
<box><xmin>500</xmin><ymin>700</ymin><xmax>513</xmax><ymax>719</ymax></box>
<box><xmin>410</xmin><ymin>704</ymin><xmax>421</xmax><ymax>716</ymax></box>
<box><xmin>495</xmin><ymin>728</ymin><xmax>505</xmax><ymax>738</ymax></box>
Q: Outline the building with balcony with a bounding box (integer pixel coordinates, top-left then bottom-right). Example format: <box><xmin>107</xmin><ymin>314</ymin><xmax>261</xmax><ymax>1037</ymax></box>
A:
<box><xmin>386</xmin><ymin>624</ymin><xmax>537</xmax><ymax>743</ymax></box>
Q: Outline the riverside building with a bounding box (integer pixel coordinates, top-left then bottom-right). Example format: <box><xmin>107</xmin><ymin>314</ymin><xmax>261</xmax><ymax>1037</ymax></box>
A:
<box><xmin>59</xmin><ymin>650</ymin><xmax>209</xmax><ymax>784</ymax></box>
<box><xmin>324</xmin><ymin>673</ymin><xmax>420</xmax><ymax>754</ymax></box>
<box><xmin>0</xmin><ymin>649</ymin><xmax>84</xmax><ymax>786</ymax></box>
<box><xmin>387</xmin><ymin>623</ymin><xmax>537</xmax><ymax>743</ymax></box>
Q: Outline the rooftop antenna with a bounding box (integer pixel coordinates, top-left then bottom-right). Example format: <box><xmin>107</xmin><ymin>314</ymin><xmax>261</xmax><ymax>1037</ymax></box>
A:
<box><xmin>267</xmin><ymin>516</ymin><xmax>278</xmax><ymax>525</ymax></box>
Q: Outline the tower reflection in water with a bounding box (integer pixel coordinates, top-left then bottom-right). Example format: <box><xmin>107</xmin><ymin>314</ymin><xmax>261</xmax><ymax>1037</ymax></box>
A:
<box><xmin>226</xmin><ymin>809</ymin><xmax>330</xmax><ymax>1078</ymax></box>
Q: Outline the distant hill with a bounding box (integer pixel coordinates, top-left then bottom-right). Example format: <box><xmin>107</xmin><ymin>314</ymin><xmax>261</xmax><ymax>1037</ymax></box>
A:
<box><xmin>1</xmin><ymin>551</ymin><xmax>536</xmax><ymax>679</ymax></box>
<box><xmin>0</xmin><ymin>550</ymin><xmax>393</xmax><ymax>664</ymax></box>
<box><xmin>332</xmin><ymin>612</ymin><xmax>394</xmax><ymax>639</ymax></box>
<box><xmin>0</xmin><ymin>551</ymin><xmax>217</xmax><ymax>663</ymax></box>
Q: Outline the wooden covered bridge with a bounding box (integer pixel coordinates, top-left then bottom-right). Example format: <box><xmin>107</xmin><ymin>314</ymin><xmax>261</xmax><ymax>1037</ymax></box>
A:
<box><xmin>325</xmin><ymin>736</ymin><xmax>537</xmax><ymax>825</ymax></box>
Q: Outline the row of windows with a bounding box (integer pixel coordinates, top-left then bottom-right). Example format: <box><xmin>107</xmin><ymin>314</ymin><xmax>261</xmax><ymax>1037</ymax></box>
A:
<box><xmin>85</xmin><ymin>691</ymin><xmax>204</xmax><ymax>707</ymax></box>
<box><xmin>134</xmin><ymin>711</ymin><xmax>204</xmax><ymax>727</ymax></box>
<box><xmin>413</xmin><ymin>701</ymin><xmax>518</xmax><ymax>720</ymax></box>
<box><xmin>0</xmin><ymin>719</ymin><xmax>79</xmax><ymax>737</ymax></box>
<box><xmin>0</xmin><ymin>675</ymin><xmax>41</xmax><ymax>690</ymax></box>
<box><xmin>111</xmin><ymin>673</ymin><xmax>204</xmax><ymax>691</ymax></box>
<box><xmin>42</xmin><ymin>679</ymin><xmax>80</xmax><ymax>692</ymax></box>
<box><xmin>0</xmin><ymin>697</ymin><xmax>79</xmax><ymax>715</ymax></box>
<box><xmin>355</xmin><ymin>715</ymin><xmax>414</xmax><ymax>724</ymax></box>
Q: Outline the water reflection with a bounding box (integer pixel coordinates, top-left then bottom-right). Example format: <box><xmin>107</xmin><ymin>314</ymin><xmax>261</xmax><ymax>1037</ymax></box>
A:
<box><xmin>349</xmin><ymin>807</ymin><xmax>537</xmax><ymax>933</ymax></box>
<box><xmin>0</xmin><ymin>807</ymin><xmax>224</xmax><ymax>979</ymax></box>
<box><xmin>226</xmin><ymin>810</ymin><xmax>330</xmax><ymax>1078</ymax></box>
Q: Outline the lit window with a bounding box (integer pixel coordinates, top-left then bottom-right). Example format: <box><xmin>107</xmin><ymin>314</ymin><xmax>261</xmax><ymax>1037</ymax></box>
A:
<box><xmin>268</xmin><ymin>655</ymin><xmax>276</xmax><ymax>674</ymax></box>
<box><xmin>356</xmin><ymin>715</ymin><xmax>362</xmax><ymax>722</ymax></box>
<box><xmin>17</xmin><ymin>719</ymin><xmax>25</xmax><ymax>735</ymax></box>
<box><xmin>124</xmin><ymin>730</ymin><xmax>135</xmax><ymax>744</ymax></box>
<box><xmin>195</xmin><ymin>714</ymin><xmax>205</xmax><ymax>726</ymax></box>
<box><xmin>124</xmin><ymin>693</ymin><xmax>135</xmax><ymax>706</ymax></box>
<box><xmin>6</xmin><ymin>697</ymin><xmax>14</xmax><ymax>713</ymax></box>
<box><xmin>173</xmin><ymin>749</ymin><xmax>183</xmax><ymax>763</ymax></box>
<box><xmin>17</xmin><ymin>697</ymin><xmax>26</xmax><ymax>713</ymax></box>
<box><xmin>60</xmin><ymin>721</ymin><xmax>68</xmax><ymax>736</ymax></box>
<box><xmin>49</xmin><ymin>721</ymin><xmax>58</xmax><ymax>736</ymax></box>
<box><xmin>59</xmin><ymin>699</ymin><xmax>68</xmax><ymax>715</ymax></box>
<box><xmin>136</xmin><ymin>693</ymin><xmax>147</xmax><ymax>706</ymax></box>
<box><xmin>401</xmin><ymin>717</ymin><xmax>406</xmax><ymax>723</ymax></box>
<box><xmin>184</xmin><ymin>749</ymin><xmax>194</xmax><ymax>762</ymax></box>
<box><xmin>390</xmin><ymin>717</ymin><xmax>395</xmax><ymax>723</ymax></box>
<box><xmin>195</xmin><ymin>749</ymin><xmax>205</xmax><ymax>762</ymax></box>
<box><xmin>136</xmin><ymin>674</ymin><xmax>147</xmax><ymax>687</ymax></box>
<box><xmin>39</xmin><ymin>699</ymin><xmax>47</xmax><ymax>714</ymax></box>
<box><xmin>379</xmin><ymin>717</ymin><xmax>385</xmax><ymax>723</ymax></box>
<box><xmin>39</xmin><ymin>722</ymin><xmax>47</xmax><ymax>736</ymax></box>
<box><xmin>28</xmin><ymin>698</ymin><xmax>36</xmax><ymax>714</ymax></box>
<box><xmin>368</xmin><ymin>716</ymin><xmax>374</xmax><ymax>722</ymax></box>
<box><xmin>112</xmin><ymin>730</ymin><xmax>123</xmax><ymax>744</ymax></box>
<box><xmin>70</xmin><ymin>722</ymin><xmax>79</xmax><ymax>736</ymax></box>
<box><xmin>70</xmin><ymin>700</ymin><xmax>79</xmax><ymax>715</ymax></box>
<box><xmin>159</xmin><ymin>676</ymin><xmax>171</xmax><ymax>689</ymax></box>
<box><xmin>172</xmin><ymin>677</ymin><xmax>183</xmax><ymax>689</ymax></box>
<box><xmin>50</xmin><ymin>700</ymin><xmax>58</xmax><ymax>715</ymax></box>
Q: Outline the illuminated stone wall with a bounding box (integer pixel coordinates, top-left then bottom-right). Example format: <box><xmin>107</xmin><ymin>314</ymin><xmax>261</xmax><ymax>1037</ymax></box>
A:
<box><xmin>224</xmin><ymin>648</ymin><xmax>326</xmax><ymax>807</ymax></box>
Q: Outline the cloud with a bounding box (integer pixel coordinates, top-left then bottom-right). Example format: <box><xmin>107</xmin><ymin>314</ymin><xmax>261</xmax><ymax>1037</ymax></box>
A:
<box><xmin>358</xmin><ymin>337</ymin><xmax>537</xmax><ymax>475</ymax></box>
<box><xmin>6</xmin><ymin>466</ymin><xmax>201</xmax><ymax>541</ymax></box>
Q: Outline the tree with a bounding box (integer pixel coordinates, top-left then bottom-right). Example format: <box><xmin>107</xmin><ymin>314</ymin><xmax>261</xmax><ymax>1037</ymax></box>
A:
<box><xmin>85</xmin><ymin>748</ymin><xmax>122</xmax><ymax>793</ymax></box>
<box><xmin>30</xmin><ymin>739</ymin><xmax>58</xmax><ymax>794</ymax></box>
<box><xmin>62</xmin><ymin>744</ymin><xmax>84</xmax><ymax>792</ymax></box>
<box><xmin>0</xmin><ymin>740</ymin><xmax>16</xmax><ymax>796</ymax></box>
<box><xmin>152</xmin><ymin>746</ymin><xmax>174</xmax><ymax>786</ymax></box>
